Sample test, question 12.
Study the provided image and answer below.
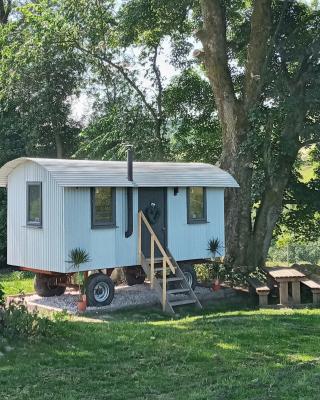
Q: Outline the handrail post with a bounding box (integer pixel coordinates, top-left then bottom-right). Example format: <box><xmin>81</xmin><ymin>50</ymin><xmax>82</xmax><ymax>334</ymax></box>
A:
<box><xmin>138</xmin><ymin>211</ymin><xmax>142</xmax><ymax>265</ymax></box>
<box><xmin>162</xmin><ymin>258</ymin><xmax>166</xmax><ymax>311</ymax></box>
<box><xmin>150</xmin><ymin>235</ymin><xmax>155</xmax><ymax>288</ymax></box>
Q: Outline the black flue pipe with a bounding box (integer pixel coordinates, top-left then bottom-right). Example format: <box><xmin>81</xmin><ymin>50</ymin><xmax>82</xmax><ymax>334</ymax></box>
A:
<box><xmin>127</xmin><ymin>146</ymin><xmax>133</xmax><ymax>182</ymax></box>
<box><xmin>125</xmin><ymin>145</ymin><xmax>133</xmax><ymax>238</ymax></box>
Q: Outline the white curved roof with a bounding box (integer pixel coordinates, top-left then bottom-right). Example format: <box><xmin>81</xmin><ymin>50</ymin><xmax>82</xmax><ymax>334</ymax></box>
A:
<box><xmin>0</xmin><ymin>157</ymin><xmax>239</xmax><ymax>188</ymax></box>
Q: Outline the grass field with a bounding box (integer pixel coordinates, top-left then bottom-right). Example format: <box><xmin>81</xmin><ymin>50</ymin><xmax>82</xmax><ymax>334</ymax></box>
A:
<box><xmin>1</xmin><ymin>271</ymin><xmax>320</xmax><ymax>399</ymax></box>
<box><xmin>1</xmin><ymin>304</ymin><xmax>320</xmax><ymax>398</ymax></box>
<box><xmin>1</xmin><ymin>307</ymin><xmax>320</xmax><ymax>399</ymax></box>
<box><xmin>0</xmin><ymin>270</ymin><xmax>34</xmax><ymax>295</ymax></box>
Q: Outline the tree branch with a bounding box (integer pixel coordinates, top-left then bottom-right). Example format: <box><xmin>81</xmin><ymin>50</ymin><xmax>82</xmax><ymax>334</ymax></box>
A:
<box><xmin>244</xmin><ymin>0</ymin><xmax>272</xmax><ymax>109</ymax></box>
<box><xmin>0</xmin><ymin>0</ymin><xmax>11</xmax><ymax>25</ymax></box>
<box><xmin>77</xmin><ymin>45</ymin><xmax>159</xmax><ymax>122</ymax></box>
<box><xmin>151</xmin><ymin>44</ymin><xmax>163</xmax><ymax>126</ymax></box>
<box><xmin>197</xmin><ymin>0</ymin><xmax>236</xmax><ymax>112</ymax></box>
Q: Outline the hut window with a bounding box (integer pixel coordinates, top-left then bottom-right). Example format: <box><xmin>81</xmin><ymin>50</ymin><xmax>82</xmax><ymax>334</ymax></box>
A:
<box><xmin>91</xmin><ymin>187</ymin><xmax>116</xmax><ymax>228</ymax></box>
<box><xmin>187</xmin><ymin>187</ymin><xmax>207</xmax><ymax>224</ymax></box>
<box><xmin>26</xmin><ymin>182</ymin><xmax>42</xmax><ymax>227</ymax></box>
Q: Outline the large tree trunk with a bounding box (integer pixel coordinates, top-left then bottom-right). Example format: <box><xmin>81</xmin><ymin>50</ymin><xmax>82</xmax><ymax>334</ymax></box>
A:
<box><xmin>198</xmin><ymin>0</ymin><xmax>272</xmax><ymax>266</ymax></box>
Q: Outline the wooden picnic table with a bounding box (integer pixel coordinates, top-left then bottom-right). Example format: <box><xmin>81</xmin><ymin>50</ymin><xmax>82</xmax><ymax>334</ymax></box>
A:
<box><xmin>264</xmin><ymin>267</ymin><xmax>306</xmax><ymax>306</ymax></box>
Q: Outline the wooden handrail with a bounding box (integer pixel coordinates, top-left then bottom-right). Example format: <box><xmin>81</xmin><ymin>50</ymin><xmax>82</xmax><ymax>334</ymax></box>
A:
<box><xmin>138</xmin><ymin>211</ymin><xmax>175</xmax><ymax>274</ymax></box>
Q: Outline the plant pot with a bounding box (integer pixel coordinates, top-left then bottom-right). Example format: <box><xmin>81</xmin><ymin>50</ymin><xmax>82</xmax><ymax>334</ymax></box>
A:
<box><xmin>77</xmin><ymin>301</ymin><xmax>86</xmax><ymax>312</ymax></box>
<box><xmin>212</xmin><ymin>279</ymin><xmax>221</xmax><ymax>292</ymax></box>
<box><xmin>77</xmin><ymin>295</ymin><xmax>87</xmax><ymax>312</ymax></box>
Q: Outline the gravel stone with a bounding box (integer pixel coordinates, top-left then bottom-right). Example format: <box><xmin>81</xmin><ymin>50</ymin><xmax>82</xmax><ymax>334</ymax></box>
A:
<box><xmin>19</xmin><ymin>283</ymin><xmax>235</xmax><ymax>314</ymax></box>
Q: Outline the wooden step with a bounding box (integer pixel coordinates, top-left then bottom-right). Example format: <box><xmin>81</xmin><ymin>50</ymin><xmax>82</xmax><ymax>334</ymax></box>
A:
<box><xmin>169</xmin><ymin>299</ymin><xmax>197</xmax><ymax>307</ymax></box>
<box><xmin>159</xmin><ymin>277</ymin><xmax>183</xmax><ymax>283</ymax></box>
<box><xmin>146</xmin><ymin>257</ymin><xmax>172</xmax><ymax>264</ymax></box>
<box><xmin>154</xmin><ymin>266</ymin><xmax>176</xmax><ymax>273</ymax></box>
<box><xmin>167</xmin><ymin>288</ymin><xmax>190</xmax><ymax>295</ymax></box>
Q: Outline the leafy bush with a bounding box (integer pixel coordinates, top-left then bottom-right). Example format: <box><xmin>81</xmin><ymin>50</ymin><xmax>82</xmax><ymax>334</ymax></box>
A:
<box><xmin>0</xmin><ymin>297</ymin><xmax>54</xmax><ymax>339</ymax></box>
<box><xmin>195</xmin><ymin>263</ymin><xmax>266</xmax><ymax>287</ymax></box>
<box><xmin>10</xmin><ymin>270</ymin><xmax>34</xmax><ymax>281</ymax></box>
<box><xmin>0</xmin><ymin>282</ymin><xmax>5</xmax><ymax>306</ymax></box>
<box><xmin>269</xmin><ymin>237</ymin><xmax>320</xmax><ymax>265</ymax></box>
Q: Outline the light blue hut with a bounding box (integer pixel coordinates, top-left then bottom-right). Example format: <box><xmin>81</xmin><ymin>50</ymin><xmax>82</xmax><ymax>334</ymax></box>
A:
<box><xmin>0</xmin><ymin>154</ymin><xmax>238</xmax><ymax>312</ymax></box>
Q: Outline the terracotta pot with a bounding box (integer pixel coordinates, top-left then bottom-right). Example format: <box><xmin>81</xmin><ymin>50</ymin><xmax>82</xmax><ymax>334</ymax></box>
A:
<box><xmin>81</xmin><ymin>294</ymin><xmax>87</xmax><ymax>305</ymax></box>
<box><xmin>77</xmin><ymin>299</ymin><xmax>87</xmax><ymax>312</ymax></box>
<box><xmin>77</xmin><ymin>301</ymin><xmax>86</xmax><ymax>312</ymax></box>
<box><xmin>212</xmin><ymin>279</ymin><xmax>221</xmax><ymax>292</ymax></box>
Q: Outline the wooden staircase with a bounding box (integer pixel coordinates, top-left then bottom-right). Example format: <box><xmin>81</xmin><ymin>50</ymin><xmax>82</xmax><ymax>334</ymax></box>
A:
<box><xmin>138</xmin><ymin>211</ymin><xmax>202</xmax><ymax>314</ymax></box>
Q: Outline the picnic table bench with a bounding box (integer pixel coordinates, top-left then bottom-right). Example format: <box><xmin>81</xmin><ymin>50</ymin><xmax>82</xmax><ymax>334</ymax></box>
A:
<box><xmin>247</xmin><ymin>277</ymin><xmax>271</xmax><ymax>306</ymax></box>
<box><xmin>301</xmin><ymin>279</ymin><xmax>320</xmax><ymax>304</ymax></box>
<box><xmin>248</xmin><ymin>267</ymin><xmax>320</xmax><ymax>307</ymax></box>
<box><xmin>264</xmin><ymin>267</ymin><xmax>305</xmax><ymax>306</ymax></box>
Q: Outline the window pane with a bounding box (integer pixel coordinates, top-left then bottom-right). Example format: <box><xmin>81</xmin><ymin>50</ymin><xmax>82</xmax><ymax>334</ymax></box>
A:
<box><xmin>94</xmin><ymin>187</ymin><xmax>114</xmax><ymax>224</ymax></box>
<box><xmin>28</xmin><ymin>184</ymin><xmax>41</xmax><ymax>224</ymax></box>
<box><xmin>189</xmin><ymin>187</ymin><xmax>204</xmax><ymax>220</ymax></box>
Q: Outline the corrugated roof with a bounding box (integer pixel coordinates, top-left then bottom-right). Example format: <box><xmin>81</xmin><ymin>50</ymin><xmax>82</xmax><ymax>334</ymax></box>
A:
<box><xmin>0</xmin><ymin>157</ymin><xmax>239</xmax><ymax>188</ymax></box>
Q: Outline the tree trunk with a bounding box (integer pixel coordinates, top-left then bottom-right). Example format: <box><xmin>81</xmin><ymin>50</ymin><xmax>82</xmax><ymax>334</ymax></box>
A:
<box><xmin>198</xmin><ymin>0</ymin><xmax>272</xmax><ymax>267</ymax></box>
<box><xmin>219</xmin><ymin>112</ymin><xmax>254</xmax><ymax>266</ymax></box>
<box><xmin>248</xmin><ymin>99</ymin><xmax>305</xmax><ymax>266</ymax></box>
<box><xmin>55</xmin><ymin>133</ymin><xmax>64</xmax><ymax>158</ymax></box>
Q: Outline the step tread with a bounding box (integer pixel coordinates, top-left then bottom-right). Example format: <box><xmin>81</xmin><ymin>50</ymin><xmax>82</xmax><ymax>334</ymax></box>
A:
<box><xmin>159</xmin><ymin>277</ymin><xmax>183</xmax><ymax>282</ymax></box>
<box><xmin>146</xmin><ymin>257</ymin><xmax>172</xmax><ymax>263</ymax></box>
<box><xmin>167</xmin><ymin>288</ymin><xmax>190</xmax><ymax>294</ymax></box>
<box><xmin>154</xmin><ymin>267</ymin><xmax>176</xmax><ymax>272</ymax></box>
<box><xmin>169</xmin><ymin>299</ymin><xmax>197</xmax><ymax>307</ymax></box>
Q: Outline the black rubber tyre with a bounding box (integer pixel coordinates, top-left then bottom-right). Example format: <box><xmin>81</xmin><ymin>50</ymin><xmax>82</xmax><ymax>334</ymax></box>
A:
<box><xmin>124</xmin><ymin>267</ymin><xmax>146</xmax><ymax>286</ymax></box>
<box><xmin>179</xmin><ymin>264</ymin><xmax>197</xmax><ymax>290</ymax></box>
<box><xmin>86</xmin><ymin>273</ymin><xmax>115</xmax><ymax>307</ymax></box>
<box><xmin>34</xmin><ymin>274</ymin><xmax>66</xmax><ymax>297</ymax></box>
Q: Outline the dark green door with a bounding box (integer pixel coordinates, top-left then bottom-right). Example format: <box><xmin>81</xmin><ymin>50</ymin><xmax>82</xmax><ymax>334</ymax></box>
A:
<box><xmin>138</xmin><ymin>188</ymin><xmax>167</xmax><ymax>258</ymax></box>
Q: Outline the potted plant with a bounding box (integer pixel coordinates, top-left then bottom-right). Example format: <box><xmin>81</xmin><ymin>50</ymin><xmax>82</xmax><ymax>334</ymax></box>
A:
<box><xmin>67</xmin><ymin>248</ymin><xmax>90</xmax><ymax>312</ymax></box>
<box><xmin>207</xmin><ymin>238</ymin><xmax>224</xmax><ymax>291</ymax></box>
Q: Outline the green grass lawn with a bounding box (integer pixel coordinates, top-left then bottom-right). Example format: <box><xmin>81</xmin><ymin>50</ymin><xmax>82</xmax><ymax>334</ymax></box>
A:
<box><xmin>1</xmin><ymin>305</ymin><xmax>320</xmax><ymax>399</ymax></box>
<box><xmin>1</xmin><ymin>270</ymin><xmax>320</xmax><ymax>399</ymax></box>
<box><xmin>0</xmin><ymin>270</ymin><xmax>35</xmax><ymax>295</ymax></box>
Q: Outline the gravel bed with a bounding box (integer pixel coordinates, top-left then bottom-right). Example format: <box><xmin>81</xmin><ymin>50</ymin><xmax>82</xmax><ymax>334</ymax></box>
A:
<box><xmin>20</xmin><ymin>283</ymin><xmax>234</xmax><ymax>314</ymax></box>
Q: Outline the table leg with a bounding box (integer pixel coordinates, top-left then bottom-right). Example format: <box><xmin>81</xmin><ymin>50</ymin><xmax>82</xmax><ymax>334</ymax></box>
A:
<box><xmin>292</xmin><ymin>281</ymin><xmax>301</xmax><ymax>304</ymax></box>
<box><xmin>279</xmin><ymin>281</ymin><xmax>289</xmax><ymax>305</ymax></box>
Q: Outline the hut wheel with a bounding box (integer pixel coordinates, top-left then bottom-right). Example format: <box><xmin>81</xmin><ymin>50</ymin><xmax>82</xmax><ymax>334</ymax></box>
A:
<box><xmin>86</xmin><ymin>273</ymin><xmax>115</xmax><ymax>307</ymax></box>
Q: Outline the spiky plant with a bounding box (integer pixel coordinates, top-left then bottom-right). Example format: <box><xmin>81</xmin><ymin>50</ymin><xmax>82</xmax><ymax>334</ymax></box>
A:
<box><xmin>207</xmin><ymin>238</ymin><xmax>223</xmax><ymax>259</ymax></box>
<box><xmin>67</xmin><ymin>248</ymin><xmax>90</xmax><ymax>300</ymax></box>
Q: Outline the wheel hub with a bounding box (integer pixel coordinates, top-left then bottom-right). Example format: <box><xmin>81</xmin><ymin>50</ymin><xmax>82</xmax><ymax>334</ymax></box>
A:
<box><xmin>93</xmin><ymin>282</ymin><xmax>110</xmax><ymax>302</ymax></box>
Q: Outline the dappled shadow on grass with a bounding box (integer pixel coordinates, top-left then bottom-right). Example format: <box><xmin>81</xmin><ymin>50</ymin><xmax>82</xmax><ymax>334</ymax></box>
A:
<box><xmin>85</xmin><ymin>290</ymin><xmax>256</xmax><ymax>323</ymax></box>
<box><xmin>1</xmin><ymin>304</ymin><xmax>320</xmax><ymax>400</ymax></box>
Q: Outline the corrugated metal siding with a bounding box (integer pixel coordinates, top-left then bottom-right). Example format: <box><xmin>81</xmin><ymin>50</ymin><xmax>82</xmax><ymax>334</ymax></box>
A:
<box><xmin>64</xmin><ymin>188</ymin><xmax>139</xmax><ymax>272</ymax></box>
<box><xmin>0</xmin><ymin>158</ymin><xmax>239</xmax><ymax>188</ymax></box>
<box><xmin>167</xmin><ymin>187</ymin><xmax>225</xmax><ymax>261</ymax></box>
<box><xmin>7</xmin><ymin>161</ymin><xmax>65</xmax><ymax>272</ymax></box>
<box><xmin>6</xmin><ymin>159</ymin><xmax>226</xmax><ymax>272</ymax></box>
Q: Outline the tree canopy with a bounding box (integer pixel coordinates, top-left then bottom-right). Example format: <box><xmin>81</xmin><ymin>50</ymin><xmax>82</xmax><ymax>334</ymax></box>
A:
<box><xmin>0</xmin><ymin>0</ymin><xmax>319</xmax><ymax>267</ymax></box>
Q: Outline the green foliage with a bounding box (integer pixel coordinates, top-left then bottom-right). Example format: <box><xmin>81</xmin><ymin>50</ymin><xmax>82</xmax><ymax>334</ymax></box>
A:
<box><xmin>67</xmin><ymin>248</ymin><xmax>90</xmax><ymax>297</ymax></box>
<box><xmin>0</xmin><ymin>299</ymin><xmax>54</xmax><ymax>339</ymax></box>
<box><xmin>68</xmin><ymin>248</ymin><xmax>90</xmax><ymax>269</ymax></box>
<box><xmin>0</xmin><ymin>270</ymin><xmax>35</xmax><ymax>295</ymax></box>
<box><xmin>207</xmin><ymin>237</ymin><xmax>223</xmax><ymax>258</ymax></box>
<box><xmin>269</xmin><ymin>235</ymin><xmax>320</xmax><ymax>265</ymax></box>
<box><xmin>77</xmin><ymin>81</ymin><xmax>166</xmax><ymax>161</ymax></box>
<box><xmin>0</xmin><ymin>282</ymin><xmax>5</xmax><ymax>307</ymax></box>
<box><xmin>164</xmin><ymin>69</ymin><xmax>221</xmax><ymax>164</ymax></box>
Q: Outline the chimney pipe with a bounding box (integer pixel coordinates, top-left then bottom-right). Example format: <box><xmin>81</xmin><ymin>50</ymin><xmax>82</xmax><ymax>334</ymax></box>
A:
<box><xmin>127</xmin><ymin>145</ymin><xmax>133</xmax><ymax>182</ymax></box>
